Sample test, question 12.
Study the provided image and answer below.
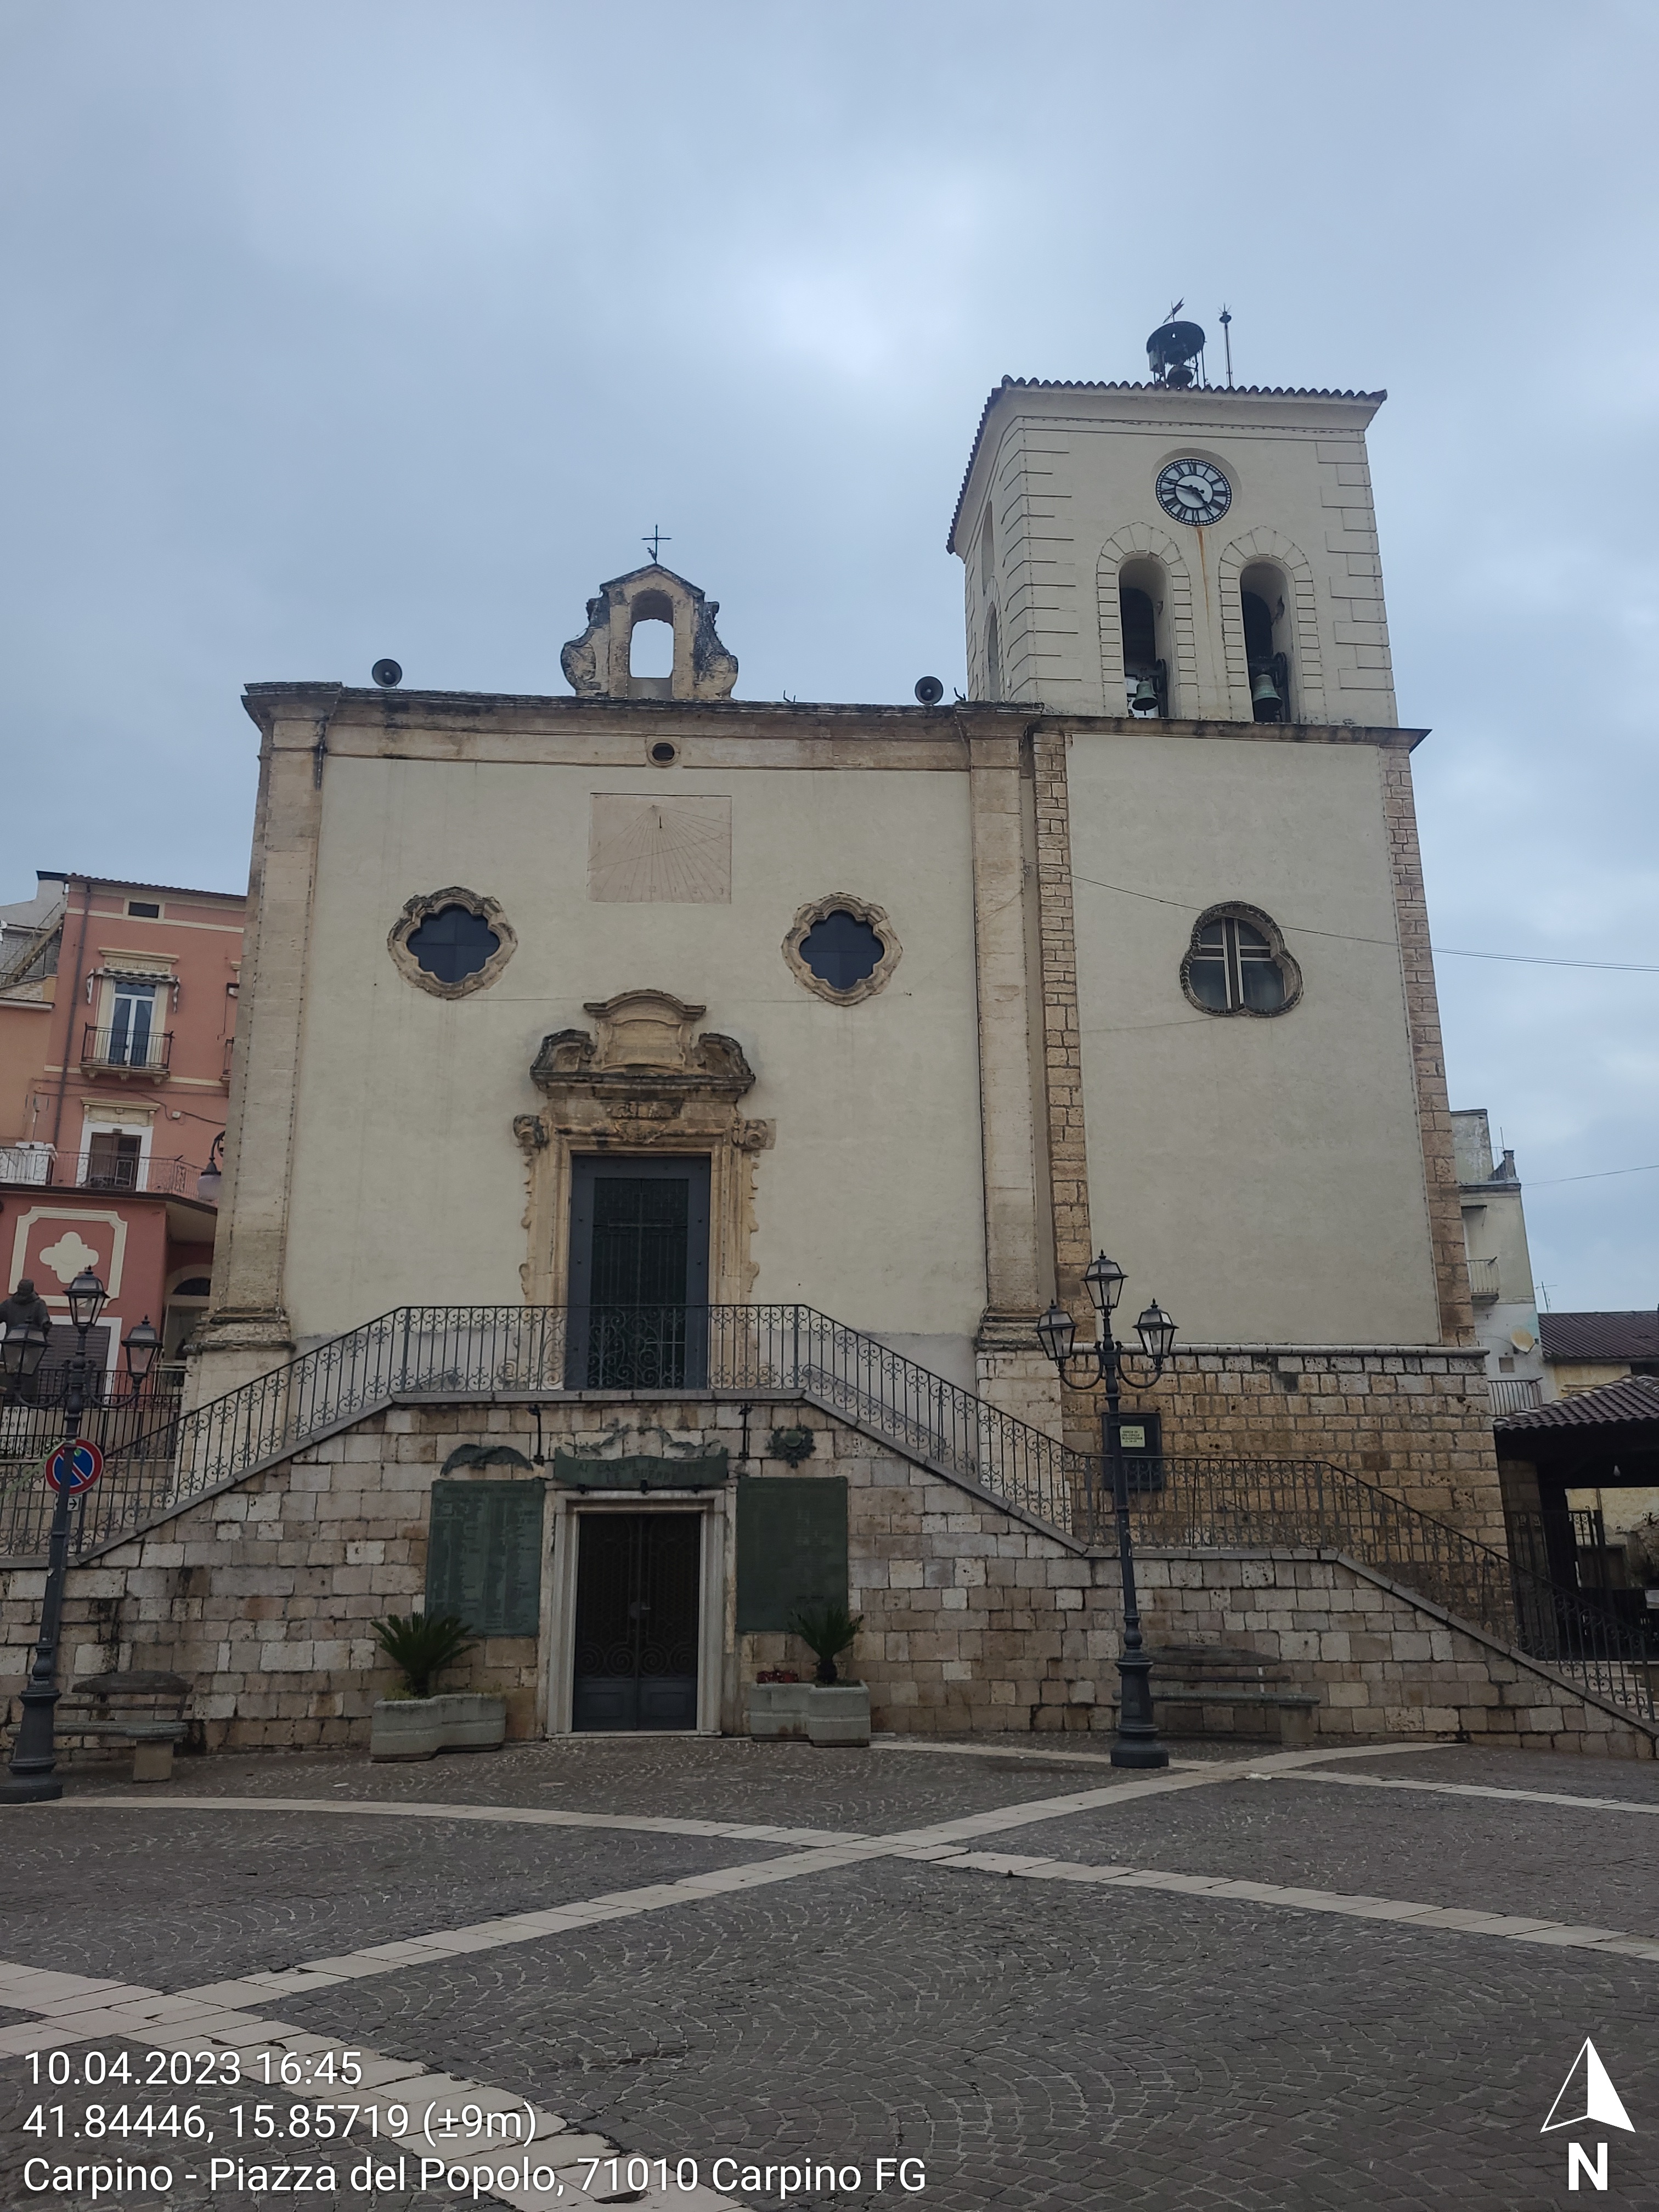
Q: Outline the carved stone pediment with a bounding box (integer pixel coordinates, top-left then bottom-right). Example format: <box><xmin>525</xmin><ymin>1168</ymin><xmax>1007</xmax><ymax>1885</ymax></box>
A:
<box><xmin>530</xmin><ymin>990</ymin><xmax>755</xmax><ymax>1115</ymax></box>
<box><xmin>517</xmin><ymin>989</ymin><xmax>771</xmax><ymax>1309</ymax></box>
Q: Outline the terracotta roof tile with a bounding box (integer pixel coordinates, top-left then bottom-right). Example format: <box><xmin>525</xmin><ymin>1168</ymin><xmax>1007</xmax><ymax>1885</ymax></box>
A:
<box><xmin>1539</xmin><ymin>1311</ymin><xmax>1659</xmax><ymax>1362</ymax></box>
<box><xmin>1495</xmin><ymin>1374</ymin><xmax>1659</xmax><ymax>1432</ymax></box>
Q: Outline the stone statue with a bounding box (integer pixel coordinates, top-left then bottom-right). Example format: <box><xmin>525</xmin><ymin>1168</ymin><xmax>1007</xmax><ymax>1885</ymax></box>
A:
<box><xmin>0</xmin><ymin>1277</ymin><xmax>52</xmax><ymax>1337</ymax></box>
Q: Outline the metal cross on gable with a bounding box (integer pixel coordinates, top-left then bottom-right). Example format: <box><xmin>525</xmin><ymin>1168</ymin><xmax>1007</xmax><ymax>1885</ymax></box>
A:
<box><xmin>642</xmin><ymin>525</ymin><xmax>672</xmax><ymax>563</ymax></box>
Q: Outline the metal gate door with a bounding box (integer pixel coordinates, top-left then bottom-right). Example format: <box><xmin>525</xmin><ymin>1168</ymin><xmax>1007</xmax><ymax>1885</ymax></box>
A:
<box><xmin>566</xmin><ymin>1157</ymin><xmax>711</xmax><ymax>1389</ymax></box>
<box><xmin>571</xmin><ymin>1513</ymin><xmax>701</xmax><ymax>1731</ymax></box>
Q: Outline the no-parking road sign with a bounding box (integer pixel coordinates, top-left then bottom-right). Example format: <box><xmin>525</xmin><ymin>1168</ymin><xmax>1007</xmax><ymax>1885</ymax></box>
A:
<box><xmin>44</xmin><ymin>1438</ymin><xmax>103</xmax><ymax>1495</ymax></box>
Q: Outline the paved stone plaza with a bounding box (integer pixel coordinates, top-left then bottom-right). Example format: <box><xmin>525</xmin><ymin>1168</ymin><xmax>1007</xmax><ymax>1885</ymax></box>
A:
<box><xmin>1</xmin><ymin>1736</ymin><xmax>1656</xmax><ymax>2211</ymax></box>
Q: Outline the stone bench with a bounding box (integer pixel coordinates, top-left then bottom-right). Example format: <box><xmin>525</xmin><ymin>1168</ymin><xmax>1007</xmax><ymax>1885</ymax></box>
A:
<box><xmin>1135</xmin><ymin>1644</ymin><xmax>1321</xmax><ymax>1748</ymax></box>
<box><xmin>53</xmin><ymin>1670</ymin><xmax>191</xmax><ymax>1782</ymax></box>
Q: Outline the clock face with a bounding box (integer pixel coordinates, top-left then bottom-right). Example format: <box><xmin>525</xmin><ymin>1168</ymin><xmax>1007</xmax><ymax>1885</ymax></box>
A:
<box><xmin>1155</xmin><ymin>458</ymin><xmax>1232</xmax><ymax>527</ymax></box>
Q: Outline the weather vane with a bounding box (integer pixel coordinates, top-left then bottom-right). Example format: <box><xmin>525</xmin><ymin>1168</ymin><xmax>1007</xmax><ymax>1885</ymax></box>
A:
<box><xmin>643</xmin><ymin>525</ymin><xmax>672</xmax><ymax>563</ymax></box>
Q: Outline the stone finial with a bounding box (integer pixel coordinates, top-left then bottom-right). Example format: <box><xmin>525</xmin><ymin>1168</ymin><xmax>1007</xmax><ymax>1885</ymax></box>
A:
<box><xmin>560</xmin><ymin>565</ymin><xmax>738</xmax><ymax>702</ymax></box>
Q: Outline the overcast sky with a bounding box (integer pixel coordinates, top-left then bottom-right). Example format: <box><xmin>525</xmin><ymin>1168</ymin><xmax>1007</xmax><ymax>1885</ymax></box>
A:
<box><xmin>3</xmin><ymin>1</ymin><xmax>1656</xmax><ymax>1312</ymax></box>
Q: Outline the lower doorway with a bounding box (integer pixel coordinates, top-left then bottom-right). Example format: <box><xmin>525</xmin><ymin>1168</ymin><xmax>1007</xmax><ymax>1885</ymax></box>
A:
<box><xmin>572</xmin><ymin>1513</ymin><xmax>701</xmax><ymax>1731</ymax></box>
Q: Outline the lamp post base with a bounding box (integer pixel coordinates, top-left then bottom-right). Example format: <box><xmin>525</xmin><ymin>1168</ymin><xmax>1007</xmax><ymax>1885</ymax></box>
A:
<box><xmin>0</xmin><ymin>1775</ymin><xmax>64</xmax><ymax>1803</ymax></box>
<box><xmin>1111</xmin><ymin>1651</ymin><xmax>1169</xmax><ymax>1769</ymax></box>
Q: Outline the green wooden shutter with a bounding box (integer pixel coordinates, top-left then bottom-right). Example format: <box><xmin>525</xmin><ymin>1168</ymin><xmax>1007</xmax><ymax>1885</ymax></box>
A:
<box><xmin>425</xmin><ymin>1480</ymin><xmax>546</xmax><ymax>1637</ymax></box>
<box><xmin>735</xmin><ymin>1477</ymin><xmax>849</xmax><ymax>1633</ymax></box>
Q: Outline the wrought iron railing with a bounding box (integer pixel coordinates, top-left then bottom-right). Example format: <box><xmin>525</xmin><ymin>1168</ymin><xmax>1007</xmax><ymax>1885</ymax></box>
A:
<box><xmin>0</xmin><ymin>1306</ymin><xmax>1094</xmax><ymax>1564</ymax></box>
<box><xmin>0</xmin><ymin>1149</ymin><xmax>210</xmax><ymax>1197</ymax></box>
<box><xmin>81</xmin><ymin>1023</ymin><xmax>172</xmax><ymax>1071</ymax></box>
<box><xmin>0</xmin><ymin>1373</ymin><xmax>187</xmax><ymax>1557</ymax></box>
<box><xmin>0</xmin><ymin>1301</ymin><xmax>1651</xmax><ymax>1724</ymax></box>
<box><xmin>1136</xmin><ymin>1456</ymin><xmax>1655</xmax><ymax>1720</ymax></box>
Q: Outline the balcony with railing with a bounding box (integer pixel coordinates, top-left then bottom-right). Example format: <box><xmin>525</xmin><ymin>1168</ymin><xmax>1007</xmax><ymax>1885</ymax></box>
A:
<box><xmin>0</xmin><ymin>1146</ymin><xmax>214</xmax><ymax>1200</ymax></box>
<box><xmin>81</xmin><ymin>1023</ymin><xmax>172</xmax><ymax>1076</ymax></box>
<box><xmin>1466</xmin><ymin>1255</ymin><xmax>1501</xmax><ymax>1302</ymax></box>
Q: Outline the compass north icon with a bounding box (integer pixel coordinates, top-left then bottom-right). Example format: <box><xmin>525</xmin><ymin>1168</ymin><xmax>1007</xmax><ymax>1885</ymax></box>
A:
<box><xmin>1542</xmin><ymin>2039</ymin><xmax>1633</xmax><ymax>2194</ymax></box>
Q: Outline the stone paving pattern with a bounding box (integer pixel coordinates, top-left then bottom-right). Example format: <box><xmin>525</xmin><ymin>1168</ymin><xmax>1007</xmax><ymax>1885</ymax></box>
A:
<box><xmin>1</xmin><ymin>1736</ymin><xmax>1655</xmax><ymax>2211</ymax></box>
<box><xmin>971</xmin><ymin>1771</ymin><xmax>1659</xmax><ymax>1937</ymax></box>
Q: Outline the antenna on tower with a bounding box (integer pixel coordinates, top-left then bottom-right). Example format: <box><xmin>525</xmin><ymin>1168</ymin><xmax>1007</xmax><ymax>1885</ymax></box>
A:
<box><xmin>1219</xmin><ymin>306</ymin><xmax>1234</xmax><ymax>389</ymax></box>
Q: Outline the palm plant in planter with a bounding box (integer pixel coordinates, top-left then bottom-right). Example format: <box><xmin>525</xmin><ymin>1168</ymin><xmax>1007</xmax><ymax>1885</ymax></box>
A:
<box><xmin>791</xmin><ymin>1602</ymin><xmax>863</xmax><ymax>1685</ymax></box>
<box><xmin>368</xmin><ymin>1612</ymin><xmax>506</xmax><ymax>1761</ymax></box>
<box><xmin>371</xmin><ymin>1611</ymin><xmax>476</xmax><ymax>1697</ymax></box>
<box><xmin>789</xmin><ymin>1602</ymin><xmax>870</xmax><ymax>1746</ymax></box>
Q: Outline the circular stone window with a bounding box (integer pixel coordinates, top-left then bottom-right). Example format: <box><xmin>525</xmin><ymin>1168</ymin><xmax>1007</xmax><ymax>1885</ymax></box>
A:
<box><xmin>387</xmin><ymin>887</ymin><xmax>517</xmax><ymax>1000</ymax></box>
<box><xmin>783</xmin><ymin>893</ymin><xmax>901</xmax><ymax>1006</ymax></box>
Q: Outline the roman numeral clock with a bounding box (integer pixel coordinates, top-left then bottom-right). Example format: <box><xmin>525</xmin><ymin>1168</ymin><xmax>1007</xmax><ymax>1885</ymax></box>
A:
<box><xmin>1155</xmin><ymin>457</ymin><xmax>1232</xmax><ymax>526</ymax></box>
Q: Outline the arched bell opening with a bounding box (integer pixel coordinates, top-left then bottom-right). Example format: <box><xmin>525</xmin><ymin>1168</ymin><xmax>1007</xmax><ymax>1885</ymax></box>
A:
<box><xmin>627</xmin><ymin>587</ymin><xmax>677</xmax><ymax>696</ymax></box>
<box><xmin>985</xmin><ymin>605</ymin><xmax>1002</xmax><ymax>702</ymax></box>
<box><xmin>1240</xmin><ymin>561</ymin><xmax>1293</xmax><ymax>723</ymax></box>
<box><xmin>1119</xmin><ymin>556</ymin><xmax>1171</xmax><ymax>717</ymax></box>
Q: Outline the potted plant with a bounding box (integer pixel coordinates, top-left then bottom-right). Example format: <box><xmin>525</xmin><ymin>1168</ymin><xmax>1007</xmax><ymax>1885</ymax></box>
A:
<box><xmin>368</xmin><ymin>1611</ymin><xmax>507</xmax><ymax>1760</ymax></box>
<box><xmin>747</xmin><ymin>1667</ymin><xmax>810</xmax><ymax>1741</ymax></box>
<box><xmin>791</xmin><ymin>1602</ymin><xmax>870</xmax><ymax>1746</ymax></box>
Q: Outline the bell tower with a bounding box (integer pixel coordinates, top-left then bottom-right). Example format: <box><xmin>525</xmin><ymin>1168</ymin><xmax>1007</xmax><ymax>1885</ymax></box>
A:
<box><xmin>949</xmin><ymin>320</ymin><xmax>1396</xmax><ymax>727</ymax></box>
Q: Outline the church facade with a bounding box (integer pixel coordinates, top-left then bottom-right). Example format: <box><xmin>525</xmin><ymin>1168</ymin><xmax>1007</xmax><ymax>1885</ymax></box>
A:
<box><xmin>10</xmin><ymin>351</ymin><xmax>1607</xmax><ymax>1756</ymax></box>
<box><xmin>193</xmin><ymin>365</ymin><xmax>1494</xmax><ymax>1537</ymax></box>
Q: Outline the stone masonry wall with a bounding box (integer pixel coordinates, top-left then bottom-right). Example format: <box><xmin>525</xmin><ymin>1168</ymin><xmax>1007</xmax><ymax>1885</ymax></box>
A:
<box><xmin>1147</xmin><ymin>1345</ymin><xmax>1503</xmax><ymax>1545</ymax></box>
<box><xmin>0</xmin><ymin>1391</ymin><xmax>1634</xmax><ymax>1760</ymax></box>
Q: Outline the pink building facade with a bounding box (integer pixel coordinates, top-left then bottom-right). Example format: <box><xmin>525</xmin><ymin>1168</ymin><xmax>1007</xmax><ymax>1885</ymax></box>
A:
<box><xmin>0</xmin><ymin>871</ymin><xmax>244</xmax><ymax>1385</ymax></box>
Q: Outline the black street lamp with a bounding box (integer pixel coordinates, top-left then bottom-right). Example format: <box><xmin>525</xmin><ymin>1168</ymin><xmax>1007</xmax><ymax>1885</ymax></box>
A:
<box><xmin>123</xmin><ymin>1316</ymin><xmax>160</xmax><ymax>1393</ymax></box>
<box><xmin>1037</xmin><ymin>1251</ymin><xmax>1178</xmax><ymax>1770</ymax></box>
<box><xmin>1</xmin><ymin>1269</ymin><xmax>117</xmax><ymax>1804</ymax></box>
<box><xmin>0</xmin><ymin>1320</ymin><xmax>50</xmax><ymax>1407</ymax></box>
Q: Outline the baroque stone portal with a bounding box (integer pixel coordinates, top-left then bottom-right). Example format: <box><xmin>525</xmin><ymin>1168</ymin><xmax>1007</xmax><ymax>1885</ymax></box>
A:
<box><xmin>515</xmin><ymin>991</ymin><xmax>772</xmax><ymax>1305</ymax></box>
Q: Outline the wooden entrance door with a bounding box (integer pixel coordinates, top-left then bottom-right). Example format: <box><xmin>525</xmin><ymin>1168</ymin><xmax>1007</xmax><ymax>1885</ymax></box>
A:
<box><xmin>571</xmin><ymin>1513</ymin><xmax>701</xmax><ymax>1732</ymax></box>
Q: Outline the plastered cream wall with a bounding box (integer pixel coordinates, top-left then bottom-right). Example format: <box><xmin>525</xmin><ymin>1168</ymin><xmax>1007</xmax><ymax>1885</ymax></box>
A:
<box><xmin>281</xmin><ymin>748</ymin><xmax>989</xmax><ymax>1374</ymax></box>
<box><xmin>1065</xmin><ymin>727</ymin><xmax>1440</xmax><ymax>1345</ymax></box>
<box><xmin>953</xmin><ymin>384</ymin><xmax>1392</xmax><ymax>723</ymax></box>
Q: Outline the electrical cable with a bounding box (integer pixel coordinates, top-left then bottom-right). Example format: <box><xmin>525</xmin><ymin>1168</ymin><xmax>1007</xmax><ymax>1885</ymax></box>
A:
<box><xmin>1070</xmin><ymin>873</ymin><xmax>1659</xmax><ymax>973</ymax></box>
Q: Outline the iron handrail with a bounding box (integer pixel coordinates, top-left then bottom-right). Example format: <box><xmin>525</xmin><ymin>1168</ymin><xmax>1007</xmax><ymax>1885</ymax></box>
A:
<box><xmin>0</xmin><ymin>1301</ymin><xmax>1650</xmax><ymax>1722</ymax></box>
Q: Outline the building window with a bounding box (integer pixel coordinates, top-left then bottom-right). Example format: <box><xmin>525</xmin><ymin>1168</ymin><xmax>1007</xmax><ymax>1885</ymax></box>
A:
<box><xmin>108</xmin><ymin>981</ymin><xmax>157</xmax><ymax>1064</ymax></box>
<box><xmin>1181</xmin><ymin>904</ymin><xmax>1302</xmax><ymax>1017</ymax></box>
<box><xmin>407</xmin><ymin>905</ymin><xmax>500</xmax><ymax>984</ymax></box>
<box><xmin>126</xmin><ymin>899</ymin><xmax>161</xmax><ymax>918</ymax></box>
<box><xmin>801</xmin><ymin>911</ymin><xmax>883</xmax><ymax>990</ymax></box>
<box><xmin>387</xmin><ymin>886</ymin><xmax>518</xmax><ymax>1000</ymax></box>
<box><xmin>985</xmin><ymin>606</ymin><xmax>1002</xmax><ymax>701</ymax></box>
<box><xmin>783</xmin><ymin>893</ymin><xmax>902</xmax><ymax>1007</ymax></box>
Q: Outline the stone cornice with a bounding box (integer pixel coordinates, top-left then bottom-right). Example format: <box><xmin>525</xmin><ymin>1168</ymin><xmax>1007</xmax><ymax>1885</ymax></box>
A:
<box><xmin>239</xmin><ymin>685</ymin><xmax>1423</xmax><ymax>760</ymax></box>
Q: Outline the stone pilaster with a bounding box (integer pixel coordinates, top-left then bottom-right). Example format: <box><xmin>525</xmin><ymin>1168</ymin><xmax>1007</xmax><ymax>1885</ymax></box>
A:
<box><xmin>185</xmin><ymin>685</ymin><xmax>338</xmax><ymax>1409</ymax></box>
<box><xmin>1380</xmin><ymin>745</ymin><xmax>1476</xmax><ymax>1348</ymax></box>
<box><xmin>1031</xmin><ymin>725</ymin><xmax>1100</xmax><ymax>1459</ymax></box>
<box><xmin>966</xmin><ymin>724</ymin><xmax>1059</xmax><ymax>1436</ymax></box>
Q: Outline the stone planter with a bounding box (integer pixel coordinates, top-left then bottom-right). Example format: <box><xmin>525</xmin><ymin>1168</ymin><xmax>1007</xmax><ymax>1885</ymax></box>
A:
<box><xmin>370</xmin><ymin>1692</ymin><xmax>507</xmax><ymax>1762</ymax></box>
<box><xmin>806</xmin><ymin>1683</ymin><xmax>870</xmax><ymax>1747</ymax></box>
<box><xmin>747</xmin><ymin>1683</ymin><xmax>811</xmax><ymax>1740</ymax></box>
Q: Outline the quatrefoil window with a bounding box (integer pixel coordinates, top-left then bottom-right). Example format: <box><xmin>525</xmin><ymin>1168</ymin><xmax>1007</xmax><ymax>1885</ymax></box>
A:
<box><xmin>388</xmin><ymin>887</ymin><xmax>517</xmax><ymax>1001</ymax></box>
<box><xmin>783</xmin><ymin>894</ymin><xmax>901</xmax><ymax>1007</ymax></box>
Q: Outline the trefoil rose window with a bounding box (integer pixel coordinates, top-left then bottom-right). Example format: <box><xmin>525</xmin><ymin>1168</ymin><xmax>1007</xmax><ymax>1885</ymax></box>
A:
<box><xmin>1182</xmin><ymin>905</ymin><xmax>1301</xmax><ymax>1017</ymax></box>
<box><xmin>406</xmin><ymin>905</ymin><xmax>500</xmax><ymax>985</ymax></box>
<box><xmin>783</xmin><ymin>893</ymin><xmax>902</xmax><ymax>1007</ymax></box>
